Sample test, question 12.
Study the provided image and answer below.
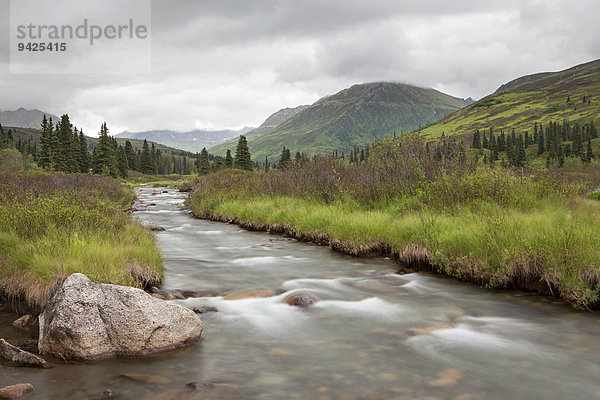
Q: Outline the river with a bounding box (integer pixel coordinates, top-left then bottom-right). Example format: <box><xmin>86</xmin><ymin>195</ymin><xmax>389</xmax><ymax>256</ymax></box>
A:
<box><xmin>1</xmin><ymin>187</ymin><xmax>600</xmax><ymax>399</ymax></box>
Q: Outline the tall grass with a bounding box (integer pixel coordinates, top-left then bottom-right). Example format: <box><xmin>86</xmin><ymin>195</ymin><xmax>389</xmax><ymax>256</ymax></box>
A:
<box><xmin>0</xmin><ymin>172</ymin><xmax>163</xmax><ymax>313</ymax></box>
<box><xmin>187</xmin><ymin>135</ymin><xmax>600</xmax><ymax>309</ymax></box>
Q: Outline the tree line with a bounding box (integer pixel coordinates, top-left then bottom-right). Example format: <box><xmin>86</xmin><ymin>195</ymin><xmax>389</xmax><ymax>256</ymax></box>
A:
<box><xmin>471</xmin><ymin>120</ymin><xmax>597</xmax><ymax>167</ymax></box>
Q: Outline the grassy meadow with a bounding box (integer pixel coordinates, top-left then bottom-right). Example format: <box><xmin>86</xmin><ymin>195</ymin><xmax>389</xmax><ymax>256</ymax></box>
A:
<box><xmin>187</xmin><ymin>135</ymin><xmax>600</xmax><ymax>309</ymax></box>
<box><xmin>0</xmin><ymin>172</ymin><xmax>163</xmax><ymax>313</ymax></box>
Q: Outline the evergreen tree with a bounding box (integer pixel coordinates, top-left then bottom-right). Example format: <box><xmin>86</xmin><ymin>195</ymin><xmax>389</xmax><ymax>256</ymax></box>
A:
<box><xmin>471</xmin><ymin>130</ymin><xmax>481</xmax><ymax>149</ymax></box>
<box><xmin>198</xmin><ymin>147</ymin><xmax>210</xmax><ymax>175</ymax></box>
<box><xmin>278</xmin><ymin>146</ymin><xmax>291</xmax><ymax>168</ymax></box>
<box><xmin>92</xmin><ymin>122</ymin><xmax>118</xmax><ymax>177</ymax></box>
<box><xmin>140</xmin><ymin>140</ymin><xmax>153</xmax><ymax>174</ymax></box>
<box><xmin>233</xmin><ymin>136</ymin><xmax>252</xmax><ymax>170</ymax></box>
<box><xmin>537</xmin><ymin>130</ymin><xmax>545</xmax><ymax>155</ymax></box>
<box><xmin>124</xmin><ymin>140</ymin><xmax>136</xmax><ymax>170</ymax></box>
<box><xmin>79</xmin><ymin>129</ymin><xmax>90</xmax><ymax>172</ymax></box>
<box><xmin>38</xmin><ymin>115</ymin><xmax>52</xmax><ymax>169</ymax></box>
<box><xmin>182</xmin><ymin>154</ymin><xmax>188</xmax><ymax>175</ymax></box>
<box><xmin>586</xmin><ymin>140</ymin><xmax>594</xmax><ymax>162</ymax></box>
<box><xmin>233</xmin><ymin>135</ymin><xmax>254</xmax><ymax>171</ymax></box>
<box><xmin>151</xmin><ymin>143</ymin><xmax>158</xmax><ymax>174</ymax></box>
<box><xmin>225</xmin><ymin>150</ymin><xmax>233</xmax><ymax>168</ymax></box>
<box><xmin>265</xmin><ymin>155</ymin><xmax>270</xmax><ymax>172</ymax></box>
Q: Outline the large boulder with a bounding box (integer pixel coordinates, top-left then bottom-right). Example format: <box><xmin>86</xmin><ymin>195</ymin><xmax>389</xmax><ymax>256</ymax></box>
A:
<box><xmin>38</xmin><ymin>274</ymin><xmax>203</xmax><ymax>361</ymax></box>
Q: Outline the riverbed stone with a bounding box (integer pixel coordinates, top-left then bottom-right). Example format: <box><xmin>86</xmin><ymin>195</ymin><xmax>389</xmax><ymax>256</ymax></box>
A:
<box><xmin>427</xmin><ymin>369</ymin><xmax>465</xmax><ymax>388</ymax></box>
<box><xmin>38</xmin><ymin>273</ymin><xmax>203</xmax><ymax>360</ymax></box>
<box><xmin>11</xmin><ymin>315</ymin><xmax>36</xmax><ymax>331</ymax></box>
<box><xmin>284</xmin><ymin>292</ymin><xmax>319</xmax><ymax>308</ymax></box>
<box><xmin>193</xmin><ymin>306</ymin><xmax>219</xmax><ymax>314</ymax></box>
<box><xmin>121</xmin><ymin>373</ymin><xmax>172</xmax><ymax>385</ymax></box>
<box><xmin>141</xmin><ymin>221</ymin><xmax>166</xmax><ymax>231</ymax></box>
<box><xmin>0</xmin><ymin>383</ymin><xmax>34</xmax><ymax>399</ymax></box>
<box><xmin>0</xmin><ymin>339</ymin><xmax>49</xmax><ymax>368</ymax></box>
<box><xmin>224</xmin><ymin>289</ymin><xmax>272</xmax><ymax>300</ymax></box>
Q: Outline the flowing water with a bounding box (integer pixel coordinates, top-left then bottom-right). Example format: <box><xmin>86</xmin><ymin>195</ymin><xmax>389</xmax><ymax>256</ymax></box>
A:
<box><xmin>2</xmin><ymin>187</ymin><xmax>600</xmax><ymax>399</ymax></box>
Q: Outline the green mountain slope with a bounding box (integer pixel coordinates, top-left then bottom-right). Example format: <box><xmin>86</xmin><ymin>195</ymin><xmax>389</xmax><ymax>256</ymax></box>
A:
<box><xmin>419</xmin><ymin>59</ymin><xmax>600</xmax><ymax>138</ymax></box>
<box><xmin>209</xmin><ymin>105</ymin><xmax>309</xmax><ymax>156</ymax></box>
<box><xmin>213</xmin><ymin>82</ymin><xmax>469</xmax><ymax>161</ymax></box>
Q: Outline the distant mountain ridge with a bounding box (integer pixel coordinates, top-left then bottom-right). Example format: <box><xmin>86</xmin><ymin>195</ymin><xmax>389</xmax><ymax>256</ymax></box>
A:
<box><xmin>212</xmin><ymin>82</ymin><xmax>470</xmax><ymax>160</ymax></box>
<box><xmin>0</xmin><ymin>108</ymin><xmax>60</xmax><ymax>129</ymax></box>
<box><xmin>209</xmin><ymin>105</ymin><xmax>309</xmax><ymax>156</ymax></box>
<box><xmin>419</xmin><ymin>59</ymin><xmax>600</xmax><ymax>138</ymax></box>
<box><xmin>116</xmin><ymin>127</ymin><xmax>254</xmax><ymax>153</ymax></box>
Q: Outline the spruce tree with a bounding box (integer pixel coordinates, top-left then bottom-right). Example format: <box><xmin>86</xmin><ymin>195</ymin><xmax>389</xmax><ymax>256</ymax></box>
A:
<box><xmin>198</xmin><ymin>147</ymin><xmax>210</xmax><ymax>175</ymax></box>
<box><xmin>537</xmin><ymin>130</ymin><xmax>545</xmax><ymax>155</ymax></box>
<box><xmin>79</xmin><ymin>129</ymin><xmax>90</xmax><ymax>172</ymax></box>
<box><xmin>124</xmin><ymin>140</ymin><xmax>136</xmax><ymax>170</ymax></box>
<box><xmin>225</xmin><ymin>149</ymin><xmax>233</xmax><ymax>168</ymax></box>
<box><xmin>92</xmin><ymin>122</ymin><xmax>118</xmax><ymax>177</ymax></box>
<box><xmin>140</xmin><ymin>140</ymin><xmax>153</xmax><ymax>174</ymax></box>
<box><xmin>117</xmin><ymin>145</ymin><xmax>129</xmax><ymax>178</ymax></box>
<box><xmin>38</xmin><ymin>115</ymin><xmax>52</xmax><ymax>169</ymax></box>
<box><xmin>234</xmin><ymin>136</ymin><xmax>253</xmax><ymax>170</ymax></box>
<box><xmin>471</xmin><ymin>130</ymin><xmax>481</xmax><ymax>149</ymax></box>
<box><xmin>586</xmin><ymin>140</ymin><xmax>594</xmax><ymax>162</ymax></box>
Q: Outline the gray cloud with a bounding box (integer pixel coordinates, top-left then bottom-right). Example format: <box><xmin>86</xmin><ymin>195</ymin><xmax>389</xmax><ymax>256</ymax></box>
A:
<box><xmin>0</xmin><ymin>0</ymin><xmax>599</xmax><ymax>134</ymax></box>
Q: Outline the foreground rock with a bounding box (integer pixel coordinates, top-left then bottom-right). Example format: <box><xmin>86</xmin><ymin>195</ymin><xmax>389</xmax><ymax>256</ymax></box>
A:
<box><xmin>0</xmin><ymin>339</ymin><xmax>49</xmax><ymax>368</ymax></box>
<box><xmin>39</xmin><ymin>274</ymin><xmax>203</xmax><ymax>360</ymax></box>
<box><xmin>0</xmin><ymin>383</ymin><xmax>34</xmax><ymax>399</ymax></box>
<box><xmin>140</xmin><ymin>221</ymin><xmax>166</xmax><ymax>231</ymax></box>
<box><xmin>284</xmin><ymin>292</ymin><xmax>319</xmax><ymax>308</ymax></box>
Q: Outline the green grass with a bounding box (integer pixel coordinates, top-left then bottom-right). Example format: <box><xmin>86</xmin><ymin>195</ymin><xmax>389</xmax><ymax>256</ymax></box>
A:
<box><xmin>186</xmin><ymin>146</ymin><xmax>600</xmax><ymax>309</ymax></box>
<box><xmin>0</xmin><ymin>172</ymin><xmax>163</xmax><ymax>312</ymax></box>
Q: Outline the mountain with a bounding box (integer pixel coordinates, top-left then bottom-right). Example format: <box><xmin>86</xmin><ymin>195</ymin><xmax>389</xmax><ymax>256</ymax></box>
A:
<box><xmin>419</xmin><ymin>59</ymin><xmax>600</xmax><ymax>138</ymax></box>
<box><xmin>116</xmin><ymin>127</ymin><xmax>254</xmax><ymax>153</ymax></box>
<box><xmin>212</xmin><ymin>82</ymin><xmax>470</xmax><ymax>161</ymax></box>
<box><xmin>0</xmin><ymin>108</ymin><xmax>60</xmax><ymax>129</ymax></box>
<box><xmin>209</xmin><ymin>105</ymin><xmax>309</xmax><ymax>155</ymax></box>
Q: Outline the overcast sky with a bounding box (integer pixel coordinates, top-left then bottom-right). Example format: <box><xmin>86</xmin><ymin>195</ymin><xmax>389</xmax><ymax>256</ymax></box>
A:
<box><xmin>1</xmin><ymin>0</ymin><xmax>599</xmax><ymax>135</ymax></box>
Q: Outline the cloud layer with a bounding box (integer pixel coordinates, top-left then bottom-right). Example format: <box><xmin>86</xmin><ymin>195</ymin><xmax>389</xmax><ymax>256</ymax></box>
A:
<box><xmin>1</xmin><ymin>0</ymin><xmax>599</xmax><ymax>135</ymax></box>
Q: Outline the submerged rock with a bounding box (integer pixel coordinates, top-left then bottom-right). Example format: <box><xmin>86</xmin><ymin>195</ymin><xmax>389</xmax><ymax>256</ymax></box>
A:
<box><xmin>193</xmin><ymin>306</ymin><xmax>219</xmax><ymax>314</ymax></box>
<box><xmin>224</xmin><ymin>289</ymin><xmax>272</xmax><ymax>300</ymax></box>
<box><xmin>284</xmin><ymin>292</ymin><xmax>319</xmax><ymax>308</ymax></box>
<box><xmin>92</xmin><ymin>389</ymin><xmax>120</xmax><ymax>399</ymax></box>
<box><xmin>141</xmin><ymin>221</ymin><xmax>166</xmax><ymax>231</ymax></box>
<box><xmin>38</xmin><ymin>273</ymin><xmax>203</xmax><ymax>361</ymax></box>
<box><xmin>11</xmin><ymin>315</ymin><xmax>36</xmax><ymax>331</ymax></box>
<box><xmin>121</xmin><ymin>373</ymin><xmax>171</xmax><ymax>385</ymax></box>
<box><xmin>0</xmin><ymin>339</ymin><xmax>49</xmax><ymax>368</ymax></box>
<box><xmin>0</xmin><ymin>383</ymin><xmax>34</xmax><ymax>399</ymax></box>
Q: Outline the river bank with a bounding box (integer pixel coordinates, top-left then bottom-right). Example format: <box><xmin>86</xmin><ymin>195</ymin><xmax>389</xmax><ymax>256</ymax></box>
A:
<box><xmin>185</xmin><ymin>141</ymin><xmax>600</xmax><ymax>310</ymax></box>
<box><xmin>0</xmin><ymin>172</ymin><xmax>163</xmax><ymax>314</ymax></box>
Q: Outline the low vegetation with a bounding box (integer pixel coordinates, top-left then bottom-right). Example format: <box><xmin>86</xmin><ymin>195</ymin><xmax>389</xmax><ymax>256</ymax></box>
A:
<box><xmin>0</xmin><ymin>172</ymin><xmax>163</xmax><ymax>313</ymax></box>
<box><xmin>187</xmin><ymin>134</ymin><xmax>600</xmax><ymax>309</ymax></box>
